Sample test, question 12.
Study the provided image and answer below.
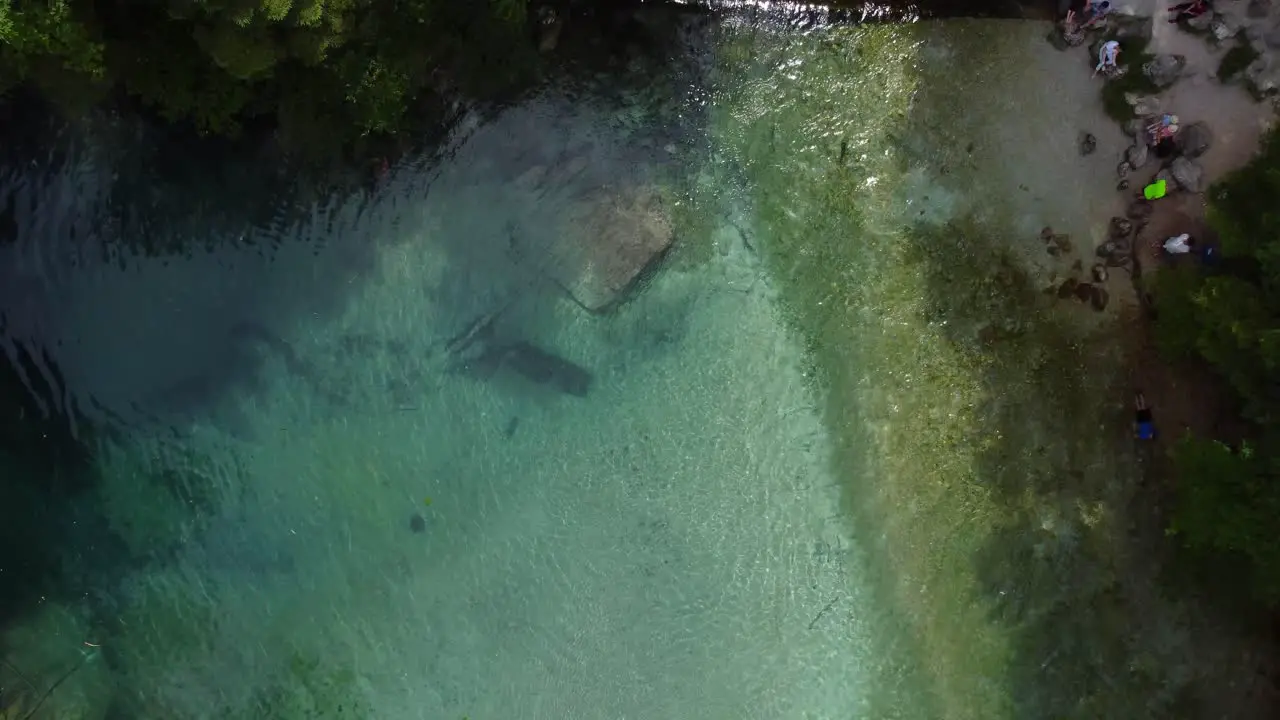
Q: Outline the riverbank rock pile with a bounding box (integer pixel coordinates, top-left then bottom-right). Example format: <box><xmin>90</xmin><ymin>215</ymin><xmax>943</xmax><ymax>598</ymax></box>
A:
<box><xmin>543</xmin><ymin>184</ymin><xmax>674</xmax><ymax>312</ymax></box>
<box><xmin>1116</xmin><ymin>115</ymin><xmax>1214</xmax><ymax>193</ymax></box>
<box><xmin>1178</xmin><ymin>0</ymin><xmax>1280</xmax><ymax>96</ymax></box>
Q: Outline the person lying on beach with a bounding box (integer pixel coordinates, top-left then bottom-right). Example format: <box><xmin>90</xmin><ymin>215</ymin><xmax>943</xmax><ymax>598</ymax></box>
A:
<box><xmin>1163</xmin><ymin>233</ymin><xmax>1196</xmax><ymax>255</ymax></box>
<box><xmin>1134</xmin><ymin>392</ymin><xmax>1156</xmax><ymax>441</ymax></box>
<box><xmin>1168</xmin><ymin>0</ymin><xmax>1210</xmax><ymax>22</ymax></box>
<box><xmin>1094</xmin><ymin>40</ymin><xmax>1121</xmax><ymax>77</ymax></box>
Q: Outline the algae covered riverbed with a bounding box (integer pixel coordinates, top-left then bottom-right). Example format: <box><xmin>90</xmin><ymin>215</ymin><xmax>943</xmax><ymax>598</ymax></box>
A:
<box><xmin>710</xmin><ymin>16</ymin><xmax>1271</xmax><ymax>720</ymax></box>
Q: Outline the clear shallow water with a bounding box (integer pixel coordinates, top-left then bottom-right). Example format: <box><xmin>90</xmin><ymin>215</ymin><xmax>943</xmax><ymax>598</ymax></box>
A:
<box><xmin>0</xmin><ymin>38</ymin><xmax>910</xmax><ymax>717</ymax></box>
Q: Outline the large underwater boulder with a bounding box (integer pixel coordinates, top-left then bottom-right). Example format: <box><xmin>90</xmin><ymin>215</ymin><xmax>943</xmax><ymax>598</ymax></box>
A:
<box><xmin>545</xmin><ymin>184</ymin><xmax>674</xmax><ymax>312</ymax></box>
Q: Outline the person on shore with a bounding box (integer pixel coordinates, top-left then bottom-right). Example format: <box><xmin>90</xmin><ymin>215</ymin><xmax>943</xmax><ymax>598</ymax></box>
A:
<box><xmin>1061</xmin><ymin>11</ymin><xmax>1086</xmax><ymax>43</ymax></box>
<box><xmin>1169</xmin><ymin>0</ymin><xmax>1210</xmax><ymax>23</ymax></box>
<box><xmin>1094</xmin><ymin>40</ymin><xmax>1121</xmax><ymax>77</ymax></box>
<box><xmin>1081</xmin><ymin>0</ymin><xmax>1112</xmax><ymax>28</ymax></box>
<box><xmin>1134</xmin><ymin>392</ymin><xmax>1156</xmax><ymax>441</ymax></box>
<box><xmin>1163</xmin><ymin>233</ymin><xmax>1197</xmax><ymax>255</ymax></box>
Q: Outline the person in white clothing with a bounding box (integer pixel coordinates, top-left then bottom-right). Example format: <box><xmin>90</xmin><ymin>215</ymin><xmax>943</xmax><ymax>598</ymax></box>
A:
<box><xmin>1094</xmin><ymin>40</ymin><xmax>1121</xmax><ymax>77</ymax></box>
<box><xmin>1163</xmin><ymin>233</ymin><xmax>1196</xmax><ymax>254</ymax></box>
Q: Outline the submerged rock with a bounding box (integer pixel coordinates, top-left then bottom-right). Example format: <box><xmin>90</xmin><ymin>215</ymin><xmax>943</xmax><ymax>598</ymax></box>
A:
<box><xmin>1266</xmin><ymin>24</ymin><xmax>1280</xmax><ymax>49</ymax></box>
<box><xmin>1249</xmin><ymin>0</ymin><xmax>1272</xmax><ymax>19</ymax></box>
<box><xmin>409</xmin><ymin>513</ymin><xmax>427</xmax><ymax>533</ymax></box>
<box><xmin>544</xmin><ymin>184</ymin><xmax>674</xmax><ymax>312</ymax></box>
<box><xmin>1143</xmin><ymin>54</ymin><xmax>1186</xmax><ymax>88</ymax></box>
<box><xmin>1074</xmin><ymin>281</ymin><xmax>1095</xmax><ymax>303</ymax></box>
<box><xmin>1092</xmin><ymin>264</ymin><xmax>1109</xmax><ymax>283</ymax></box>
<box><xmin>1171</xmin><ymin>156</ymin><xmax>1205</xmax><ymax>192</ymax></box>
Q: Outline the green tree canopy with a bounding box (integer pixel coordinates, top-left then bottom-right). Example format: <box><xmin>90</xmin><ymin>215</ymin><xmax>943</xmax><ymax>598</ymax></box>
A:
<box><xmin>1154</xmin><ymin>125</ymin><xmax>1280</xmax><ymax>602</ymax></box>
<box><xmin>0</xmin><ymin>0</ymin><xmax>533</xmax><ymax>155</ymax></box>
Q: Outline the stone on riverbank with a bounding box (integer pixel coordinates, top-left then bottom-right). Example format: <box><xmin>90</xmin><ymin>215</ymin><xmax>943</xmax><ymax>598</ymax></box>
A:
<box><xmin>1186</xmin><ymin>11</ymin><xmax>1215</xmax><ymax>33</ymax></box>
<box><xmin>1124</xmin><ymin>92</ymin><xmax>1162</xmax><ymax>117</ymax></box>
<box><xmin>544</xmin><ymin>184</ymin><xmax>674</xmax><ymax>311</ymax></box>
<box><xmin>1171</xmin><ymin>156</ymin><xmax>1206</xmax><ymax>192</ymax></box>
<box><xmin>1126</xmin><ymin>142</ymin><xmax>1150</xmax><ymax>169</ymax></box>
<box><xmin>1212</xmin><ymin>15</ymin><xmax>1239</xmax><ymax>42</ymax></box>
<box><xmin>1177</xmin><ymin>121</ymin><xmax>1213</xmax><ymax>158</ymax></box>
<box><xmin>1113</xmin><ymin>14</ymin><xmax>1154</xmax><ymax>44</ymax></box>
<box><xmin>1090</xmin><ymin>285</ymin><xmax>1110</xmax><ymax>311</ymax></box>
<box><xmin>1109</xmin><ymin>216</ymin><xmax>1134</xmax><ymax>239</ymax></box>
<box><xmin>1266</xmin><ymin>24</ymin><xmax>1280</xmax><ymax>49</ymax></box>
<box><xmin>1079</xmin><ymin>131</ymin><xmax>1098</xmax><ymax>155</ymax></box>
<box><xmin>1143</xmin><ymin>54</ymin><xmax>1187</xmax><ymax>88</ymax></box>
<box><xmin>1245</xmin><ymin>56</ymin><xmax>1280</xmax><ymax>95</ymax></box>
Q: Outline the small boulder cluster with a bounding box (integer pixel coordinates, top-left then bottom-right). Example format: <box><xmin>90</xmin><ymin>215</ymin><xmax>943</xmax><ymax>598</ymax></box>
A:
<box><xmin>1040</xmin><ymin>226</ymin><xmax>1112</xmax><ymax>312</ymax></box>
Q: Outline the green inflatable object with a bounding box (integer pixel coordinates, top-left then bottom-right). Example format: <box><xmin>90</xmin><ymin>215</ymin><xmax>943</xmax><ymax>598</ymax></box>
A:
<box><xmin>1143</xmin><ymin>178</ymin><xmax>1167</xmax><ymax>200</ymax></box>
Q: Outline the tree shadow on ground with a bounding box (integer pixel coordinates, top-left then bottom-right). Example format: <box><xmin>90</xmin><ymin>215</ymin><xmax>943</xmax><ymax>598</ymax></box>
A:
<box><xmin>904</xmin><ymin>215</ymin><xmax>1279</xmax><ymax>719</ymax></box>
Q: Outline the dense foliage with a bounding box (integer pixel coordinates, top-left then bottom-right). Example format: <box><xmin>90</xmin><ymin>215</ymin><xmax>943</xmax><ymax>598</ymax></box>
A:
<box><xmin>1153</xmin><ymin>125</ymin><xmax>1280</xmax><ymax>602</ymax></box>
<box><xmin>0</xmin><ymin>0</ymin><xmax>534</xmax><ymax>156</ymax></box>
